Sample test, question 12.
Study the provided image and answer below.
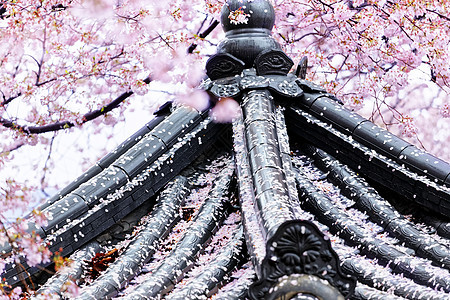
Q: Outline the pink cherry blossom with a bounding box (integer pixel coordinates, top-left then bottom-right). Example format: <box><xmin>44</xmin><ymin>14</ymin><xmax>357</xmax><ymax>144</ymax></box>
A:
<box><xmin>441</xmin><ymin>104</ymin><xmax>450</xmax><ymax>118</ymax></box>
<box><xmin>228</xmin><ymin>8</ymin><xmax>249</xmax><ymax>25</ymax></box>
<box><xmin>210</xmin><ymin>97</ymin><xmax>241</xmax><ymax>123</ymax></box>
<box><xmin>63</xmin><ymin>280</ymin><xmax>81</xmax><ymax>298</ymax></box>
<box><xmin>175</xmin><ymin>90</ymin><xmax>210</xmax><ymax>112</ymax></box>
<box><xmin>398</xmin><ymin>115</ymin><xmax>418</xmax><ymax>138</ymax></box>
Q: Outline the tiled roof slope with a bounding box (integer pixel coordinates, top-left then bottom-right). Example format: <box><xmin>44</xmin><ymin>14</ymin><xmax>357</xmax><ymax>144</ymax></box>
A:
<box><xmin>2</xmin><ymin>0</ymin><xmax>450</xmax><ymax>299</ymax></box>
<box><xmin>1</xmin><ymin>105</ymin><xmax>231</xmax><ymax>288</ymax></box>
<box><xmin>19</xmin><ymin>116</ymin><xmax>449</xmax><ymax>299</ymax></box>
<box><xmin>3</xmin><ymin>87</ymin><xmax>449</xmax><ymax>299</ymax></box>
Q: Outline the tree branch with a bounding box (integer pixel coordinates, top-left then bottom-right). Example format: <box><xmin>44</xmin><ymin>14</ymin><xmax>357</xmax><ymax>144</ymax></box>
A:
<box><xmin>426</xmin><ymin>8</ymin><xmax>450</xmax><ymax>22</ymax></box>
<box><xmin>0</xmin><ymin>143</ymin><xmax>24</xmax><ymax>155</ymax></box>
<box><xmin>188</xmin><ymin>19</ymin><xmax>220</xmax><ymax>53</ymax></box>
<box><xmin>40</xmin><ymin>135</ymin><xmax>55</xmax><ymax>187</ymax></box>
<box><xmin>0</xmin><ymin>76</ymin><xmax>150</xmax><ymax>134</ymax></box>
<box><xmin>1</xmin><ymin>93</ymin><xmax>22</xmax><ymax>107</ymax></box>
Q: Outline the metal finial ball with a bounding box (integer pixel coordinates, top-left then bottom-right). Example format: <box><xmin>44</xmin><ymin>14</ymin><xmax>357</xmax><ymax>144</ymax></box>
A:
<box><xmin>221</xmin><ymin>0</ymin><xmax>275</xmax><ymax>32</ymax></box>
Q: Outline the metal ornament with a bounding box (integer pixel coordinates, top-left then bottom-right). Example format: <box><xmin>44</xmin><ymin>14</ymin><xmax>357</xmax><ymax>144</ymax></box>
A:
<box><xmin>205</xmin><ymin>72</ymin><xmax>304</xmax><ymax>99</ymax></box>
<box><xmin>296</xmin><ymin>56</ymin><xmax>308</xmax><ymax>80</ymax></box>
<box><xmin>206</xmin><ymin>53</ymin><xmax>245</xmax><ymax>80</ymax></box>
<box><xmin>248</xmin><ymin>220</ymin><xmax>356</xmax><ymax>299</ymax></box>
<box><xmin>254</xmin><ymin>49</ymin><xmax>294</xmax><ymax>76</ymax></box>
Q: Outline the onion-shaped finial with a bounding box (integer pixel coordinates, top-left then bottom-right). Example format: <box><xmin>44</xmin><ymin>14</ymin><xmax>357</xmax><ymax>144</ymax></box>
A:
<box><xmin>220</xmin><ymin>0</ymin><xmax>275</xmax><ymax>33</ymax></box>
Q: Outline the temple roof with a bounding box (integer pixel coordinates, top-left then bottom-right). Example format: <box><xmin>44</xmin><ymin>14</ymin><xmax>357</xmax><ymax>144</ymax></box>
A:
<box><xmin>2</xmin><ymin>0</ymin><xmax>450</xmax><ymax>299</ymax></box>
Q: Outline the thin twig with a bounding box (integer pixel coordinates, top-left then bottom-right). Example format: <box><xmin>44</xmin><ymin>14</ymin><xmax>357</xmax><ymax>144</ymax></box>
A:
<box><xmin>188</xmin><ymin>19</ymin><xmax>220</xmax><ymax>53</ymax></box>
<box><xmin>0</xmin><ymin>143</ymin><xmax>24</xmax><ymax>155</ymax></box>
<box><xmin>1</xmin><ymin>93</ymin><xmax>22</xmax><ymax>106</ymax></box>
<box><xmin>40</xmin><ymin>135</ymin><xmax>56</xmax><ymax>188</ymax></box>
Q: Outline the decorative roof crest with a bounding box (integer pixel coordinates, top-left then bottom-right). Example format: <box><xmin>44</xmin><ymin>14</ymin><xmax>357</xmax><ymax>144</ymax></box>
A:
<box><xmin>206</xmin><ymin>0</ymin><xmax>295</xmax><ymax>82</ymax></box>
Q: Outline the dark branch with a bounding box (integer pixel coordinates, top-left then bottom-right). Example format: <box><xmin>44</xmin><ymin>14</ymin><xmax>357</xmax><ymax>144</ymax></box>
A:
<box><xmin>0</xmin><ymin>143</ymin><xmax>24</xmax><ymax>155</ymax></box>
<box><xmin>40</xmin><ymin>135</ymin><xmax>56</xmax><ymax>187</ymax></box>
<box><xmin>1</xmin><ymin>93</ymin><xmax>22</xmax><ymax>106</ymax></box>
<box><xmin>426</xmin><ymin>8</ymin><xmax>450</xmax><ymax>22</ymax></box>
<box><xmin>0</xmin><ymin>76</ymin><xmax>150</xmax><ymax>134</ymax></box>
<box><xmin>188</xmin><ymin>20</ymin><xmax>220</xmax><ymax>53</ymax></box>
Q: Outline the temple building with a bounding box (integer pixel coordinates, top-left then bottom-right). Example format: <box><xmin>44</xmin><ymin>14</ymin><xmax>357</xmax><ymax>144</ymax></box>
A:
<box><xmin>2</xmin><ymin>0</ymin><xmax>450</xmax><ymax>299</ymax></box>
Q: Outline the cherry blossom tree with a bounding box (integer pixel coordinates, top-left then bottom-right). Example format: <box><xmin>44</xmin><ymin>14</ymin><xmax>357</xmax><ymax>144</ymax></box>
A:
<box><xmin>0</xmin><ymin>0</ymin><xmax>449</xmax><ymax>297</ymax></box>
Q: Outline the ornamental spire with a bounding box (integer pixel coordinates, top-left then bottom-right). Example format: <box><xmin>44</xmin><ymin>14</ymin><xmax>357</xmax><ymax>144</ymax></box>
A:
<box><xmin>206</xmin><ymin>0</ymin><xmax>294</xmax><ymax>79</ymax></box>
<box><xmin>216</xmin><ymin>0</ymin><xmax>281</xmax><ymax>68</ymax></box>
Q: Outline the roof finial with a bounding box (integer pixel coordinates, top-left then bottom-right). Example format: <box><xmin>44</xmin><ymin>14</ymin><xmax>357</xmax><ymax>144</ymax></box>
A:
<box><xmin>206</xmin><ymin>0</ymin><xmax>295</xmax><ymax>80</ymax></box>
<box><xmin>216</xmin><ymin>0</ymin><xmax>281</xmax><ymax>68</ymax></box>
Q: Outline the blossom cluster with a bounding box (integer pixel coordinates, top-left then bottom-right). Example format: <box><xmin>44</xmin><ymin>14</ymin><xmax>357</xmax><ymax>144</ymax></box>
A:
<box><xmin>228</xmin><ymin>7</ymin><xmax>250</xmax><ymax>25</ymax></box>
<box><xmin>273</xmin><ymin>0</ymin><xmax>449</xmax><ymax>157</ymax></box>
